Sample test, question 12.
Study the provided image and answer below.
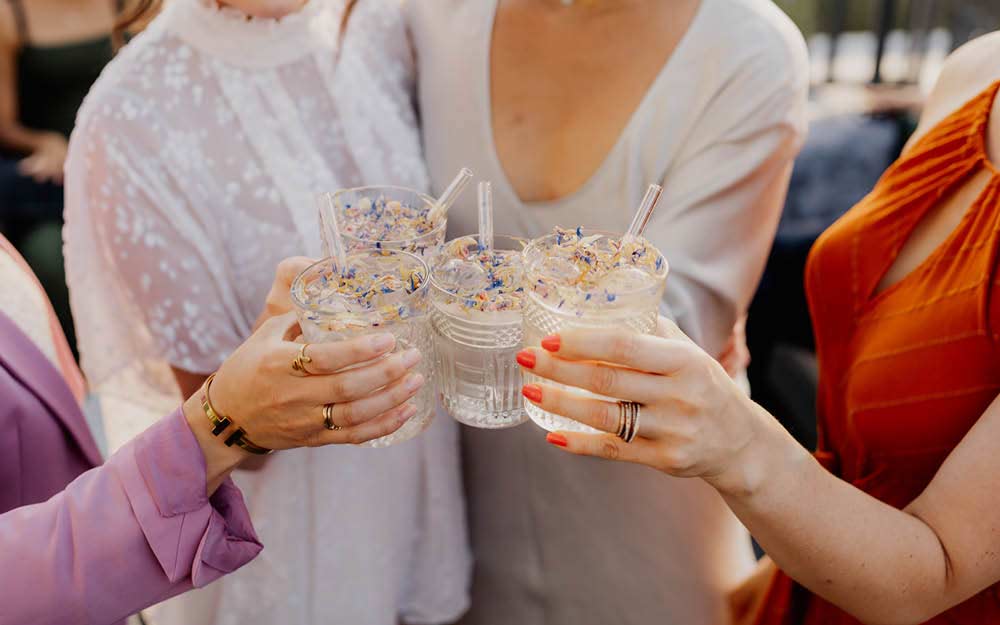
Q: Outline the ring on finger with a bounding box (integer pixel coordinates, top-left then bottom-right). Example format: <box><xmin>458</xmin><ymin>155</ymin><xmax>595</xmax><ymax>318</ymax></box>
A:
<box><xmin>323</xmin><ymin>403</ymin><xmax>341</xmax><ymax>431</ymax></box>
<box><xmin>292</xmin><ymin>343</ymin><xmax>314</xmax><ymax>374</ymax></box>
<box><xmin>617</xmin><ymin>401</ymin><xmax>641</xmax><ymax>443</ymax></box>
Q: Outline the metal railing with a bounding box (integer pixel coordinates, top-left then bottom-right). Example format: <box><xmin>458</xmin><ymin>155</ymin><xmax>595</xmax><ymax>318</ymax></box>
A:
<box><xmin>821</xmin><ymin>0</ymin><xmax>1000</xmax><ymax>84</ymax></box>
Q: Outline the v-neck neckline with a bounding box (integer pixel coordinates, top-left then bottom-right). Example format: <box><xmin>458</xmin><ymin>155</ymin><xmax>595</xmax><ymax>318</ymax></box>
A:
<box><xmin>862</xmin><ymin>80</ymin><xmax>1000</xmax><ymax>310</ymax></box>
<box><xmin>479</xmin><ymin>0</ymin><xmax>710</xmax><ymax>211</ymax></box>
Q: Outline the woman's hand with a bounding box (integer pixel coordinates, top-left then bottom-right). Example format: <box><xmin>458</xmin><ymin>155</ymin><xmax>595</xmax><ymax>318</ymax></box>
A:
<box><xmin>18</xmin><ymin>132</ymin><xmax>68</xmax><ymax>184</ymax></box>
<box><xmin>183</xmin><ymin>312</ymin><xmax>425</xmax><ymax>492</ymax></box>
<box><xmin>517</xmin><ymin>317</ymin><xmax>774</xmax><ymax>495</ymax></box>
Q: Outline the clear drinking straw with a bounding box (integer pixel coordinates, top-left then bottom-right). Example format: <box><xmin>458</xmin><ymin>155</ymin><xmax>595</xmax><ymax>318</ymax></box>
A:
<box><xmin>477</xmin><ymin>181</ymin><xmax>494</xmax><ymax>253</ymax></box>
<box><xmin>317</xmin><ymin>192</ymin><xmax>348</xmax><ymax>271</ymax></box>
<box><xmin>625</xmin><ymin>184</ymin><xmax>663</xmax><ymax>240</ymax></box>
<box><xmin>428</xmin><ymin>167</ymin><xmax>474</xmax><ymax>224</ymax></box>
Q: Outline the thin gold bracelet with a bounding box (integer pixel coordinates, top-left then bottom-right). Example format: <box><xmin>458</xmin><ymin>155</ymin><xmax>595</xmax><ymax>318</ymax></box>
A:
<box><xmin>201</xmin><ymin>373</ymin><xmax>273</xmax><ymax>456</ymax></box>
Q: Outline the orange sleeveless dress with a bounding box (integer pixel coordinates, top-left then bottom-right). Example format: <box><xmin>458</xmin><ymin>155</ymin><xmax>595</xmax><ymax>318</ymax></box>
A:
<box><xmin>756</xmin><ymin>80</ymin><xmax>1000</xmax><ymax>625</ymax></box>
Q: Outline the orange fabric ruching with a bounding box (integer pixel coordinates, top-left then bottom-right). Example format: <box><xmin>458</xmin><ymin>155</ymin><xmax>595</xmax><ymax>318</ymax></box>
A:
<box><xmin>756</xmin><ymin>80</ymin><xmax>1000</xmax><ymax>625</ymax></box>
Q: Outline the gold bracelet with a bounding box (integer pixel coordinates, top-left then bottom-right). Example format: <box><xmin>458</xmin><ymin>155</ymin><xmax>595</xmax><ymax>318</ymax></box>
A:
<box><xmin>201</xmin><ymin>373</ymin><xmax>274</xmax><ymax>456</ymax></box>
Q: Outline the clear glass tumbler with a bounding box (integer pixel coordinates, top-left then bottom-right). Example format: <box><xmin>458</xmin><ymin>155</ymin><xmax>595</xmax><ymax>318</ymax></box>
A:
<box><xmin>324</xmin><ymin>186</ymin><xmax>446</xmax><ymax>260</ymax></box>
<box><xmin>429</xmin><ymin>235</ymin><xmax>528</xmax><ymax>429</ymax></box>
<box><xmin>520</xmin><ymin>229</ymin><xmax>669</xmax><ymax>433</ymax></box>
<box><xmin>291</xmin><ymin>250</ymin><xmax>434</xmax><ymax>447</ymax></box>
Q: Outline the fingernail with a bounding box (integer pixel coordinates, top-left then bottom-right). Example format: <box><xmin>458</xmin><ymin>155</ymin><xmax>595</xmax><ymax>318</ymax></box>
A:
<box><xmin>400</xmin><ymin>403</ymin><xmax>417</xmax><ymax>420</ymax></box>
<box><xmin>521</xmin><ymin>384</ymin><xmax>542</xmax><ymax>403</ymax></box>
<box><xmin>401</xmin><ymin>348</ymin><xmax>422</xmax><ymax>369</ymax></box>
<box><xmin>405</xmin><ymin>373</ymin><xmax>424</xmax><ymax>392</ymax></box>
<box><xmin>546</xmin><ymin>432</ymin><xmax>568</xmax><ymax>447</ymax></box>
<box><xmin>371</xmin><ymin>333</ymin><xmax>396</xmax><ymax>352</ymax></box>
<box><xmin>541</xmin><ymin>334</ymin><xmax>561</xmax><ymax>352</ymax></box>
<box><xmin>516</xmin><ymin>349</ymin><xmax>536</xmax><ymax>369</ymax></box>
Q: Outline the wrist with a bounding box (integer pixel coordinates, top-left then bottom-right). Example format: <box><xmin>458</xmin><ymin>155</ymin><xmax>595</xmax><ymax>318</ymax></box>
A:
<box><xmin>706</xmin><ymin>400</ymin><xmax>811</xmax><ymax>502</ymax></box>
<box><xmin>182</xmin><ymin>392</ymin><xmax>248</xmax><ymax>496</ymax></box>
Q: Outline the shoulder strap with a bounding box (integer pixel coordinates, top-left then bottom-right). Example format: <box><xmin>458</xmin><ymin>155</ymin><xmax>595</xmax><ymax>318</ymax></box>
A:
<box><xmin>6</xmin><ymin>0</ymin><xmax>27</xmax><ymax>43</ymax></box>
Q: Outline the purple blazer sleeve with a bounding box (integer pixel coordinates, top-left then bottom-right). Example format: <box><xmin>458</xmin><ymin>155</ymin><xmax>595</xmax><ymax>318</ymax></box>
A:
<box><xmin>0</xmin><ymin>409</ymin><xmax>262</xmax><ymax>625</ymax></box>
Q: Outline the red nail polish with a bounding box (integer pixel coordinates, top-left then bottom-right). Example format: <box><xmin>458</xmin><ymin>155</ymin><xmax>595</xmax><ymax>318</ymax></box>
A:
<box><xmin>522</xmin><ymin>384</ymin><xmax>543</xmax><ymax>402</ymax></box>
<box><xmin>541</xmin><ymin>335</ymin><xmax>561</xmax><ymax>352</ymax></box>
<box><xmin>516</xmin><ymin>349</ymin><xmax>536</xmax><ymax>369</ymax></box>
<box><xmin>546</xmin><ymin>432</ymin><xmax>568</xmax><ymax>447</ymax></box>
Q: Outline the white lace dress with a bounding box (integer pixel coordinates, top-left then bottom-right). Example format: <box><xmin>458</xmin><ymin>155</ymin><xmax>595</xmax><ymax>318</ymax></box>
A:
<box><xmin>63</xmin><ymin>1</ymin><xmax>469</xmax><ymax>623</ymax></box>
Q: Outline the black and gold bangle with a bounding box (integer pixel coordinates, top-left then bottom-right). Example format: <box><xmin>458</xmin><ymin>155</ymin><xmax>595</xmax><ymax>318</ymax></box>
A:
<box><xmin>201</xmin><ymin>373</ymin><xmax>273</xmax><ymax>456</ymax></box>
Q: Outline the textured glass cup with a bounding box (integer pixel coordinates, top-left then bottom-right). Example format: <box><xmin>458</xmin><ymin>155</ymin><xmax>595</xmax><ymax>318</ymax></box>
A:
<box><xmin>327</xmin><ymin>186</ymin><xmax>446</xmax><ymax>259</ymax></box>
<box><xmin>521</xmin><ymin>230</ymin><xmax>669</xmax><ymax>433</ymax></box>
<box><xmin>430</xmin><ymin>235</ymin><xmax>528</xmax><ymax>429</ymax></box>
<box><xmin>290</xmin><ymin>250</ymin><xmax>434</xmax><ymax>447</ymax></box>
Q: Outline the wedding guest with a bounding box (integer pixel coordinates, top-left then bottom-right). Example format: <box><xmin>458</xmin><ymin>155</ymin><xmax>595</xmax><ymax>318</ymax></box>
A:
<box><xmin>64</xmin><ymin>1</ymin><xmax>469</xmax><ymax>624</ymax></box>
<box><xmin>521</xmin><ymin>32</ymin><xmax>1000</xmax><ymax>625</ymax></box>
<box><xmin>407</xmin><ymin>1</ymin><xmax>809</xmax><ymax>622</ymax></box>
<box><xmin>0</xmin><ymin>0</ymin><xmax>121</xmax><ymax>352</ymax></box>
<box><xmin>1</xmin><ymin>231</ymin><xmax>422</xmax><ymax>625</ymax></box>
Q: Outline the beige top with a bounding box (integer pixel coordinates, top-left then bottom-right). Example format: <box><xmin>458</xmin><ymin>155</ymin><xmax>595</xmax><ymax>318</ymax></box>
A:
<box><xmin>409</xmin><ymin>0</ymin><xmax>809</xmax><ymax>623</ymax></box>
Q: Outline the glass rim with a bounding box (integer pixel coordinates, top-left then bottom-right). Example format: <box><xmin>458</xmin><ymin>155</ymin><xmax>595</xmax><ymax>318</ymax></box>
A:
<box><xmin>290</xmin><ymin>248</ymin><xmax>430</xmax><ymax>317</ymax></box>
<box><xmin>522</xmin><ymin>227</ymin><xmax>669</xmax><ymax>299</ymax></box>
<box><xmin>329</xmin><ymin>185</ymin><xmax>446</xmax><ymax>246</ymax></box>
<box><xmin>428</xmin><ymin>233</ymin><xmax>528</xmax><ymax>294</ymax></box>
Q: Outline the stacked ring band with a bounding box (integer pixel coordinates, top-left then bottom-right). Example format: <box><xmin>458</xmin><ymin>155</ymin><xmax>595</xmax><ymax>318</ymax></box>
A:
<box><xmin>616</xmin><ymin>401</ymin><xmax>641</xmax><ymax>443</ymax></box>
<box><xmin>323</xmin><ymin>403</ymin><xmax>341</xmax><ymax>431</ymax></box>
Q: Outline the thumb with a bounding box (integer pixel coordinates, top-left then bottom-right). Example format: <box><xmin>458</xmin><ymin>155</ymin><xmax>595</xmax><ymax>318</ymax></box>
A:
<box><xmin>258</xmin><ymin>311</ymin><xmax>301</xmax><ymax>341</ymax></box>
<box><xmin>656</xmin><ymin>316</ymin><xmax>695</xmax><ymax>344</ymax></box>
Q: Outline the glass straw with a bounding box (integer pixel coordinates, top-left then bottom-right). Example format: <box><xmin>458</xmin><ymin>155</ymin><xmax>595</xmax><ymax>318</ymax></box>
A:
<box><xmin>625</xmin><ymin>184</ymin><xmax>663</xmax><ymax>240</ymax></box>
<box><xmin>428</xmin><ymin>167</ymin><xmax>474</xmax><ymax>224</ymax></box>
<box><xmin>316</xmin><ymin>192</ymin><xmax>348</xmax><ymax>271</ymax></box>
<box><xmin>477</xmin><ymin>181</ymin><xmax>494</xmax><ymax>253</ymax></box>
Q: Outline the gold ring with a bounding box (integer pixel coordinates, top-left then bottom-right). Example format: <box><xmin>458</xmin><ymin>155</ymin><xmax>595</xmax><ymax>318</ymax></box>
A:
<box><xmin>323</xmin><ymin>403</ymin><xmax>341</xmax><ymax>431</ymax></box>
<box><xmin>617</xmin><ymin>401</ymin><xmax>640</xmax><ymax>443</ymax></box>
<box><xmin>292</xmin><ymin>343</ymin><xmax>314</xmax><ymax>374</ymax></box>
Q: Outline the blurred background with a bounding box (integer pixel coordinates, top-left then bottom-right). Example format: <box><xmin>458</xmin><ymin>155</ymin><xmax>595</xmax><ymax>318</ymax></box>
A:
<box><xmin>748</xmin><ymin>0</ymin><xmax>1000</xmax><ymax>449</ymax></box>
<box><xmin>2</xmin><ymin>0</ymin><xmax>1000</xmax><ymax>450</ymax></box>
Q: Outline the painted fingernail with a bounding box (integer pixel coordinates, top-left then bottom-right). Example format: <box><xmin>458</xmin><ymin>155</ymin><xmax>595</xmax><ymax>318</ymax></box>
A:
<box><xmin>546</xmin><ymin>432</ymin><xmax>568</xmax><ymax>447</ymax></box>
<box><xmin>516</xmin><ymin>349</ymin><xmax>536</xmax><ymax>369</ymax></box>
<box><xmin>541</xmin><ymin>335</ymin><xmax>561</xmax><ymax>352</ymax></box>
<box><xmin>371</xmin><ymin>333</ymin><xmax>396</xmax><ymax>352</ymax></box>
<box><xmin>522</xmin><ymin>384</ymin><xmax>542</xmax><ymax>403</ymax></box>
<box><xmin>405</xmin><ymin>373</ymin><xmax>425</xmax><ymax>392</ymax></box>
<box><xmin>401</xmin><ymin>348</ymin><xmax>422</xmax><ymax>369</ymax></box>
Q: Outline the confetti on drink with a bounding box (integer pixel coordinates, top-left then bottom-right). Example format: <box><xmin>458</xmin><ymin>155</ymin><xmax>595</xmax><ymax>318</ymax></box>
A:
<box><xmin>527</xmin><ymin>226</ymin><xmax>668</xmax><ymax>313</ymax></box>
<box><xmin>294</xmin><ymin>252</ymin><xmax>428</xmax><ymax>332</ymax></box>
<box><xmin>340</xmin><ymin>195</ymin><xmax>441</xmax><ymax>243</ymax></box>
<box><xmin>433</xmin><ymin>236</ymin><xmax>527</xmax><ymax>314</ymax></box>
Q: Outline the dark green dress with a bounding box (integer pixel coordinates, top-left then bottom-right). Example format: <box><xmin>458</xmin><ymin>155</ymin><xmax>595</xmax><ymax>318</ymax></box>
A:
<box><xmin>1</xmin><ymin>0</ymin><xmax>119</xmax><ymax>355</ymax></box>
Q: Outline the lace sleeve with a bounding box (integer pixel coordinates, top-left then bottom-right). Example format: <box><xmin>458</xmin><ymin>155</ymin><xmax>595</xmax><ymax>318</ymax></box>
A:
<box><xmin>69</xmin><ymin>90</ymin><xmax>247</xmax><ymax>376</ymax></box>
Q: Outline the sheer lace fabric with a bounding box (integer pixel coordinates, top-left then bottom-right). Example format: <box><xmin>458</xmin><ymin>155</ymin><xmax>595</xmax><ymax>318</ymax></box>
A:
<box><xmin>64</xmin><ymin>1</ymin><xmax>469</xmax><ymax>623</ymax></box>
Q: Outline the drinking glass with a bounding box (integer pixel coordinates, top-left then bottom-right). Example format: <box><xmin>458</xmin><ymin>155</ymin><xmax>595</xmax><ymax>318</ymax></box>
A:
<box><xmin>326</xmin><ymin>186</ymin><xmax>446</xmax><ymax>259</ymax></box>
<box><xmin>430</xmin><ymin>235</ymin><xmax>527</xmax><ymax>429</ymax></box>
<box><xmin>520</xmin><ymin>229</ymin><xmax>669</xmax><ymax>433</ymax></box>
<box><xmin>291</xmin><ymin>250</ymin><xmax>434</xmax><ymax>447</ymax></box>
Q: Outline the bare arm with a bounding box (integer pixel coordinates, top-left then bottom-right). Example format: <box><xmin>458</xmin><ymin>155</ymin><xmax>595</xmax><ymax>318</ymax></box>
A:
<box><xmin>717</xmin><ymin>395</ymin><xmax>1000</xmax><ymax>625</ymax></box>
<box><xmin>524</xmin><ymin>323</ymin><xmax>1000</xmax><ymax>625</ymax></box>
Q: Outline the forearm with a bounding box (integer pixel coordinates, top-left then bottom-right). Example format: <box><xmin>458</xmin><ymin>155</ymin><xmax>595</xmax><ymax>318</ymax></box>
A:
<box><xmin>0</xmin><ymin>123</ymin><xmax>57</xmax><ymax>154</ymax></box>
<box><xmin>717</xmin><ymin>410</ymin><xmax>952</xmax><ymax>625</ymax></box>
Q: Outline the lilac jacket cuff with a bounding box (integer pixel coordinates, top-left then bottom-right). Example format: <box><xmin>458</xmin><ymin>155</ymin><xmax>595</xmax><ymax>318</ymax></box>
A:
<box><xmin>114</xmin><ymin>408</ymin><xmax>263</xmax><ymax>587</ymax></box>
